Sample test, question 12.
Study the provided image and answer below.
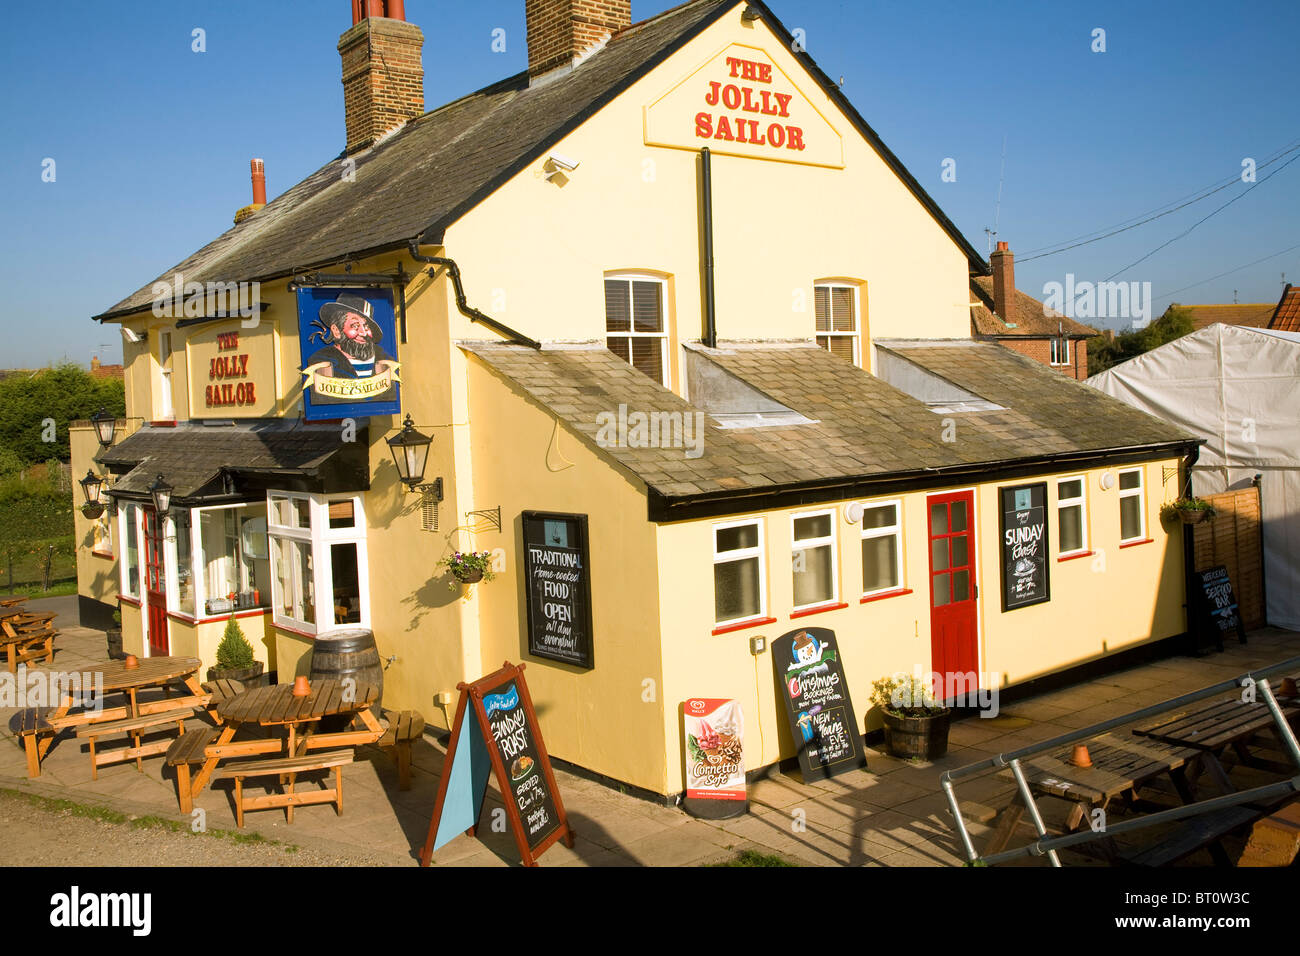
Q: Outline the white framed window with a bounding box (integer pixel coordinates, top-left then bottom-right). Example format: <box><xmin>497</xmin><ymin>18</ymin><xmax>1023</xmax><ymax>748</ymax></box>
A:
<box><xmin>1050</xmin><ymin>337</ymin><xmax>1070</xmax><ymax>367</ymax></box>
<box><xmin>268</xmin><ymin>491</ymin><xmax>369</xmax><ymax>634</ymax></box>
<box><xmin>815</xmin><ymin>282</ymin><xmax>861</xmax><ymax>367</ymax></box>
<box><xmin>157</xmin><ymin>330</ymin><xmax>175</xmax><ymax>420</ymax></box>
<box><xmin>604</xmin><ymin>273</ymin><xmax>668</xmax><ymax>385</ymax></box>
<box><xmin>791</xmin><ymin>510</ymin><xmax>837</xmax><ymax>609</ymax></box>
<box><xmin>1057</xmin><ymin>476</ymin><xmax>1088</xmax><ymax>556</ymax></box>
<box><xmin>1118</xmin><ymin>468</ymin><xmax>1146</xmax><ymax>542</ymax></box>
<box><xmin>861</xmin><ymin>500</ymin><xmax>903</xmax><ymax>595</ymax></box>
<box><xmin>119</xmin><ymin>503</ymin><xmax>142</xmax><ymax>598</ymax></box>
<box><xmin>713</xmin><ymin>518</ymin><xmax>765</xmax><ymax>626</ymax></box>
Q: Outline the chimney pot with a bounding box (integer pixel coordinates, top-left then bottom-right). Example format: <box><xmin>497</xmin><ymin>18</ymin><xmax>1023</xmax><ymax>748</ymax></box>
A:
<box><xmin>250</xmin><ymin>158</ymin><xmax>266</xmax><ymax>206</ymax></box>
<box><xmin>990</xmin><ymin>242</ymin><xmax>1015</xmax><ymax>323</ymax></box>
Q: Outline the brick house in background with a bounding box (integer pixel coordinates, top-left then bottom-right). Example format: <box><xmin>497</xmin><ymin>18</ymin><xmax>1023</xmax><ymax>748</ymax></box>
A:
<box><xmin>1268</xmin><ymin>283</ymin><xmax>1299</xmax><ymax>333</ymax></box>
<box><xmin>1158</xmin><ymin>300</ymin><xmax>1274</xmax><ymax>331</ymax></box>
<box><xmin>970</xmin><ymin>242</ymin><xmax>1095</xmax><ymax>380</ymax></box>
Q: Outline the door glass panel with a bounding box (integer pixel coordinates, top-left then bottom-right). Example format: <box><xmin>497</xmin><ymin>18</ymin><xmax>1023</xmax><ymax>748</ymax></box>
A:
<box><xmin>953</xmin><ymin>569</ymin><xmax>970</xmax><ymax>602</ymax></box>
<box><xmin>930</xmin><ymin>538</ymin><xmax>949</xmax><ymax>571</ymax></box>
<box><xmin>929</xmin><ymin>502</ymin><xmax>948</xmax><ymax>535</ymax></box>
<box><xmin>950</xmin><ymin>500</ymin><xmax>967</xmax><ymax>532</ymax></box>
<box><xmin>932</xmin><ymin>573</ymin><xmax>951</xmax><ymax>607</ymax></box>
<box><xmin>951</xmin><ymin>536</ymin><xmax>969</xmax><ymax>569</ymax></box>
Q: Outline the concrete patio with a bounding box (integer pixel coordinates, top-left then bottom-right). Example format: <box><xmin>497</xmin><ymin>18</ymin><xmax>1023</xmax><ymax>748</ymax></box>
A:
<box><xmin>3</xmin><ymin>595</ymin><xmax>1297</xmax><ymax>867</ymax></box>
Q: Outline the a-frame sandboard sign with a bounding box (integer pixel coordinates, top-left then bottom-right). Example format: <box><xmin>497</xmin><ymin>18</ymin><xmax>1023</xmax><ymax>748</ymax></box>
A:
<box><xmin>420</xmin><ymin>661</ymin><xmax>575</xmax><ymax>867</ymax></box>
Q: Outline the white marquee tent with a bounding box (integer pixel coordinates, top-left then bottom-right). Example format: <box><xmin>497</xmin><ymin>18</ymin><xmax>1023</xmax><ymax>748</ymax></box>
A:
<box><xmin>1088</xmin><ymin>323</ymin><xmax>1300</xmax><ymax>630</ymax></box>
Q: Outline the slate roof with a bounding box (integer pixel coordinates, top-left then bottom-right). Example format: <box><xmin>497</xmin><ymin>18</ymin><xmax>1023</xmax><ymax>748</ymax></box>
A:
<box><xmin>95</xmin><ymin>421</ymin><xmax>367</xmax><ymax>500</ymax></box>
<box><xmin>462</xmin><ymin>340</ymin><xmax>1197</xmax><ymax>507</ymax></box>
<box><xmin>95</xmin><ymin>0</ymin><xmax>986</xmax><ymax>321</ymax></box>
<box><xmin>1167</xmin><ymin>302</ymin><xmax>1275</xmax><ymax>331</ymax></box>
<box><xmin>970</xmin><ymin>277</ymin><xmax>1096</xmax><ymax>337</ymax></box>
<box><xmin>1268</xmin><ymin>284</ymin><xmax>1300</xmax><ymax>333</ymax></box>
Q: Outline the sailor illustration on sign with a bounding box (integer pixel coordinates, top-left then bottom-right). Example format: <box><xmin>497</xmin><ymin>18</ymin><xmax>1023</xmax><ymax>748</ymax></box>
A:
<box><xmin>301</xmin><ymin>293</ymin><xmax>400</xmax><ymax>403</ymax></box>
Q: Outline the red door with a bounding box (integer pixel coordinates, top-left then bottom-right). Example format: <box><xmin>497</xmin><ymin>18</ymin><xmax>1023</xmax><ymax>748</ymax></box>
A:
<box><xmin>142</xmin><ymin>507</ymin><xmax>169</xmax><ymax>656</ymax></box>
<box><xmin>927</xmin><ymin>491</ymin><xmax>978</xmax><ymax>698</ymax></box>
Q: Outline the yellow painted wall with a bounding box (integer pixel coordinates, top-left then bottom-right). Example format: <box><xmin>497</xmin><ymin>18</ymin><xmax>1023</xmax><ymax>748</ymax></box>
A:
<box><xmin>654</xmin><ymin>458</ymin><xmax>1187</xmax><ymax>794</ymax></box>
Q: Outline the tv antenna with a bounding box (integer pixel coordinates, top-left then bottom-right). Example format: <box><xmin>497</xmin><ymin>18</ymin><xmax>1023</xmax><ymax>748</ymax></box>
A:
<box><xmin>985</xmin><ymin>134</ymin><xmax>1007</xmax><ymax>254</ymax></box>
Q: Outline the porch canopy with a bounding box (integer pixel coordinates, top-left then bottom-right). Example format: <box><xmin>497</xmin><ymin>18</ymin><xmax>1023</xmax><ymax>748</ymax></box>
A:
<box><xmin>96</xmin><ymin>420</ymin><xmax>370</xmax><ymax>507</ymax></box>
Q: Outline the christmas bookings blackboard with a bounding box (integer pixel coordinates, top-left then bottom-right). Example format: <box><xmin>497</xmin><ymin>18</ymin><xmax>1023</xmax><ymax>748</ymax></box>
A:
<box><xmin>1192</xmin><ymin>565</ymin><xmax>1248</xmax><ymax>649</ymax></box>
<box><xmin>999</xmin><ymin>483</ymin><xmax>1050</xmax><ymax>611</ymax></box>
<box><xmin>773</xmin><ymin>627</ymin><xmax>867</xmax><ymax>781</ymax></box>
<box><xmin>522</xmin><ymin>512</ymin><xmax>594</xmax><ymax>669</ymax></box>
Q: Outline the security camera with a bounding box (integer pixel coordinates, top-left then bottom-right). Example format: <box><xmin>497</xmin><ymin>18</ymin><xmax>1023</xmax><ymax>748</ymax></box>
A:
<box><xmin>121</xmin><ymin>326</ymin><xmax>146</xmax><ymax>344</ymax></box>
<box><xmin>547</xmin><ymin>153</ymin><xmax>580</xmax><ymax>173</ymax></box>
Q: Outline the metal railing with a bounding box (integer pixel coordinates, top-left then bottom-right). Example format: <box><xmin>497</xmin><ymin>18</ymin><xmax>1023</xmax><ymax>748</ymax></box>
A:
<box><xmin>940</xmin><ymin>655</ymin><xmax>1300</xmax><ymax>866</ymax></box>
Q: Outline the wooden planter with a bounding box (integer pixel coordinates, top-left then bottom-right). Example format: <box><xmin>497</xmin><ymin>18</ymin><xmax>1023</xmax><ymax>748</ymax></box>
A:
<box><xmin>105</xmin><ymin>627</ymin><xmax>125</xmax><ymax>661</ymax></box>
<box><xmin>881</xmin><ymin>708</ymin><xmax>952</xmax><ymax>760</ymax></box>
<box><xmin>207</xmin><ymin>662</ymin><xmax>265</xmax><ymax>686</ymax></box>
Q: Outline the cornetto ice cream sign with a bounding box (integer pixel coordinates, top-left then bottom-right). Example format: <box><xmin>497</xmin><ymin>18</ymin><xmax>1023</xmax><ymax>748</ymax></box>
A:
<box><xmin>644</xmin><ymin>43</ymin><xmax>844</xmax><ymax>167</ymax></box>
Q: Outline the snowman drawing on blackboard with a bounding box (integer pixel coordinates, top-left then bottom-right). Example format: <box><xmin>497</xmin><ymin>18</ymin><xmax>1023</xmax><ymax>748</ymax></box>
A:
<box><xmin>792</xmin><ymin>632</ymin><xmax>823</xmax><ymax>667</ymax></box>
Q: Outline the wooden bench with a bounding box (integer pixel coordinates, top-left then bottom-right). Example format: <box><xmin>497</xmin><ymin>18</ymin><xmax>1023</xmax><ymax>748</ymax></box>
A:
<box><xmin>164</xmin><ymin>728</ymin><xmax>221</xmax><ymax>813</ymax></box>
<box><xmin>1238</xmin><ymin>798</ymin><xmax>1300</xmax><ymax>867</ymax></box>
<box><xmin>76</xmin><ymin>709</ymin><xmax>193</xmax><ymax>779</ymax></box>
<box><xmin>1121</xmin><ymin>806</ymin><xmax>1260</xmax><ymax>867</ymax></box>
<box><xmin>212</xmin><ymin>751</ymin><xmax>353</xmax><ymax>827</ymax></box>
<box><xmin>0</xmin><ymin>626</ymin><xmax>57</xmax><ymax>673</ymax></box>
<box><xmin>10</xmin><ymin>707</ymin><xmax>53</xmax><ymax>778</ymax></box>
<box><xmin>378</xmin><ymin>710</ymin><xmax>426</xmax><ymax>791</ymax></box>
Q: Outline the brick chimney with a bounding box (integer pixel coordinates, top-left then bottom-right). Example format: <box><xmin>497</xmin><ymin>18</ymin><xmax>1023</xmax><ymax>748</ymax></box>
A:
<box><xmin>339</xmin><ymin>0</ymin><xmax>424</xmax><ymax>155</ymax></box>
<box><xmin>527</xmin><ymin>0</ymin><xmax>631</xmax><ymax>81</ymax></box>
<box><xmin>990</xmin><ymin>241</ymin><xmax>1015</xmax><ymax>322</ymax></box>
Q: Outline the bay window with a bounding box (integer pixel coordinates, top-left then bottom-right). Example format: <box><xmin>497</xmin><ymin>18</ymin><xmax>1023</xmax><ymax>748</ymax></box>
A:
<box><xmin>119</xmin><ymin>503</ymin><xmax>141</xmax><ymax>598</ymax></box>
<box><xmin>268</xmin><ymin>491</ymin><xmax>368</xmax><ymax>634</ymax></box>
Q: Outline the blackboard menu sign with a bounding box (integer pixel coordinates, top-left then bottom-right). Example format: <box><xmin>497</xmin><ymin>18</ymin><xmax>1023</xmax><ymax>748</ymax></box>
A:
<box><xmin>999</xmin><ymin>483</ymin><xmax>1050</xmax><ymax>611</ymax></box>
<box><xmin>772</xmin><ymin>627</ymin><xmax>867</xmax><ymax>781</ymax></box>
<box><xmin>420</xmin><ymin>662</ymin><xmax>575</xmax><ymax>867</ymax></box>
<box><xmin>522</xmin><ymin>512</ymin><xmax>594</xmax><ymax>669</ymax></box>
<box><xmin>1191</xmin><ymin>565</ymin><xmax>1248</xmax><ymax>651</ymax></box>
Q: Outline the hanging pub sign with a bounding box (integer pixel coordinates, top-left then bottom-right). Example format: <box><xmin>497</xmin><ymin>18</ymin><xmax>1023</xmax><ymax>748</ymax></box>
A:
<box><xmin>1189</xmin><ymin>565</ymin><xmax>1248</xmax><ymax>653</ymax></box>
<box><xmin>999</xmin><ymin>483</ymin><xmax>1050</xmax><ymax>611</ymax></box>
<box><xmin>522</xmin><ymin>512</ymin><xmax>594</xmax><ymax>670</ymax></box>
<box><xmin>772</xmin><ymin>627</ymin><xmax>867</xmax><ymax>781</ymax></box>
<box><xmin>420</xmin><ymin>662</ymin><xmax>574</xmax><ymax>867</ymax></box>
<box><xmin>296</xmin><ymin>287</ymin><xmax>401</xmax><ymax>421</ymax></box>
<box><xmin>682</xmin><ymin>698</ymin><xmax>747</xmax><ymax>819</ymax></box>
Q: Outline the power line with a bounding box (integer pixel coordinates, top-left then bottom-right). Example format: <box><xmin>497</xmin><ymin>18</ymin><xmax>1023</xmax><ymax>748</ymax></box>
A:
<box><xmin>1017</xmin><ymin>137</ymin><xmax>1300</xmax><ymax>263</ymax></box>
<box><xmin>1102</xmin><ymin>150</ymin><xmax>1300</xmax><ymax>281</ymax></box>
<box><xmin>1160</xmin><ymin>242</ymin><xmax>1300</xmax><ymax>299</ymax></box>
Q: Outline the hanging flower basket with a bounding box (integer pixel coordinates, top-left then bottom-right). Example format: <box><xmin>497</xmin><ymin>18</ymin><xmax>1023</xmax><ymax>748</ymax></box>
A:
<box><xmin>440</xmin><ymin>551</ymin><xmax>495</xmax><ymax>590</ymax></box>
<box><xmin>80</xmin><ymin>502</ymin><xmax>105</xmax><ymax>520</ymax></box>
<box><xmin>1160</xmin><ymin>498</ymin><xmax>1216</xmax><ymax>527</ymax></box>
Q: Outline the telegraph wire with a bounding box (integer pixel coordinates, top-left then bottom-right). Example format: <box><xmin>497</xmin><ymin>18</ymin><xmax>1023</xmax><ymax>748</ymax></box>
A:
<box><xmin>1160</xmin><ymin>242</ymin><xmax>1300</xmax><ymax>299</ymax></box>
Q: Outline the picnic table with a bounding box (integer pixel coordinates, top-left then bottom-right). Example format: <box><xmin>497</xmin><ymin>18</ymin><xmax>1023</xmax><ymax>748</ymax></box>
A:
<box><xmin>174</xmin><ymin>678</ymin><xmax>385</xmax><ymax>825</ymax></box>
<box><xmin>1133</xmin><ymin>693</ymin><xmax>1300</xmax><ymax>789</ymax></box>
<box><xmin>1</xmin><ymin>610</ymin><xmax>58</xmax><ymax>673</ymax></box>
<box><xmin>985</xmin><ymin>733</ymin><xmax>1202</xmax><ymax>860</ymax></box>
<box><xmin>20</xmin><ymin>656</ymin><xmax>205</xmax><ymax>778</ymax></box>
<box><xmin>0</xmin><ymin>595</ymin><xmax>28</xmax><ymax>608</ymax></box>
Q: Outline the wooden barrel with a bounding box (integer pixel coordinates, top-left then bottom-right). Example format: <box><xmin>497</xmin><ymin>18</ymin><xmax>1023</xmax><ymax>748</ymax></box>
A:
<box><xmin>309</xmin><ymin>627</ymin><xmax>384</xmax><ymax>727</ymax></box>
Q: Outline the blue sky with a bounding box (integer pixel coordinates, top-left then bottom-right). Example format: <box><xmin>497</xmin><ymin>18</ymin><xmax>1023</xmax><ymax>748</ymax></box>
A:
<box><xmin>3</xmin><ymin>0</ymin><xmax>1297</xmax><ymax>367</ymax></box>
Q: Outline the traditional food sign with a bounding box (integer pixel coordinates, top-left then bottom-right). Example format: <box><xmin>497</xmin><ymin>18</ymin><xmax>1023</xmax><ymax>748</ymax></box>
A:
<box><xmin>296</xmin><ymin>288</ymin><xmax>401</xmax><ymax>420</ymax></box>
<box><xmin>999</xmin><ymin>483</ymin><xmax>1050</xmax><ymax>611</ymax></box>
<box><xmin>186</xmin><ymin>321</ymin><xmax>277</xmax><ymax>418</ymax></box>
<box><xmin>644</xmin><ymin>43</ymin><xmax>844</xmax><ymax>168</ymax></box>
<box><xmin>1191</xmin><ymin>565</ymin><xmax>1248</xmax><ymax>652</ymax></box>
<box><xmin>522</xmin><ymin>512</ymin><xmax>594</xmax><ymax>670</ymax></box>
<box><xmin>420</xmin><ymin>662</ymin><xmax>574</xmax><ymax>867</ymax></box>
<box><xmin>682</xmin><ymin>698</ymin><xmax>746</xmax><ymax>818</ymax></box>
<box><xmin>773</xmin><ymin>627</ymin><xmax>867</xmax><ymax>781</ymax></box>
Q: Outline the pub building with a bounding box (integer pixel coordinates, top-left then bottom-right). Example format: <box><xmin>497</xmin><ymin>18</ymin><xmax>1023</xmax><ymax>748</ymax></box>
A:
<box><xmin>73</xmin><ymin>0</ymin><xmax>1199</xmax><ymax>798</ymax></box>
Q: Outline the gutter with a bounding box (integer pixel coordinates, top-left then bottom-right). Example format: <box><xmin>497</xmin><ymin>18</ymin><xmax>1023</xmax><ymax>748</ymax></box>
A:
<box><xmin>407</xmin><ymin>242</ymin><xmax>541</xmax><ymax>349</ymax></box>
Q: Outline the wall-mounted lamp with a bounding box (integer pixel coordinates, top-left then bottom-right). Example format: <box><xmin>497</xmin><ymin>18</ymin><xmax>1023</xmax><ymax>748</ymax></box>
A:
<box><xmin>80</xmin><ymin>470</ymin><xmax>105</xmax><ymax>506</ymax></box>
<box><xmin>149</xmin><ymin>474</ymin><xmax>174</xmax><ymax>518</ymax></box>
<box><xmin>387</xmin><ymin>414</ymin><xmax>438</xmax><ymax>494</ymax></box>
<box><xmin>91</xmin><ymin>407</ymin><xmax>117</xmax><ymax>448</ymax></box>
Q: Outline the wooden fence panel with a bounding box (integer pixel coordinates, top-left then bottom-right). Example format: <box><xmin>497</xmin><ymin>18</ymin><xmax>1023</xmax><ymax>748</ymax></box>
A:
<box><xmin>1192</xmin><ymin>487</ymin><xmax>1265</xmax><ymax>630</ymax></box>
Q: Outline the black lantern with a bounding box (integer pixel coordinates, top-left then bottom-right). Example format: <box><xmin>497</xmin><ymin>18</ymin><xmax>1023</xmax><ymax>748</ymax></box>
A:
<box><xmin>91</xmin><ymin>407</ymin><xmax>117</xmax><ymax>448</ymax></box>
<box><xmin>148</xmin><ymin>474</ymin><xmax>174</xmax><ymax>518</ymax></box>
<box><xmin>386</xmin><ymin>414</ymin><xmax>432</xmax><ymax>491</ymax></box>
<box><xmin>79</xmin><ymin>469</ymin><xmax>105</xmax><ymax>506</ymax></box>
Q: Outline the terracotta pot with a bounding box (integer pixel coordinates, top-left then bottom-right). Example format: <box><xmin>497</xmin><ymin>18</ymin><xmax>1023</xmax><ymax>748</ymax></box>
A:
<box><xmin>1070</xmin><ymin>743</ymin><xmax>1093</xmax><ymax>768</ymax></box>
<box><xmin>123</xmin><ymin>654</ymin><xmax>139</xmax><ymax>670</ymax></box>
<box><xmin>291</xmin><ymin>675</ymin><xmax>310</xmax><ymax>697</ymax></box>
<box><xmin>1278</xmin><ymin>677</ymin><xmax>1298</xmax><ymax>698</ymax></box>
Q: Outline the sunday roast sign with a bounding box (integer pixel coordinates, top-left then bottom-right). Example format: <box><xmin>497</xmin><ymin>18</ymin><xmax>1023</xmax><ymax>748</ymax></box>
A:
<box><xmin>296</xmin><ymin>288</ymin><xmax>401</xmax><ymax>420</ymax></box>
<box><xmin>643</xmin><ymin>43</ymin><xmax>844</xmax><ymax>168</ymax></box>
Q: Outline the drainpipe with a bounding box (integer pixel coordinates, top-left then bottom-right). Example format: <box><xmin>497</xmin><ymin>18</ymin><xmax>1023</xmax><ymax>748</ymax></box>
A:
<box><xmin>700</xmin><ymin>148</ymin><xmax>717</xmax><ymax>349</ymax></box>
<box><xmin>1182</xmin><ymin>443</ymin><xmax>1202</xmax><ymax>651</ymax></box>
<box><xmin>407</xmin><ymin>242</ymin><xmax>541</xmax><ymax>349</ymax></box>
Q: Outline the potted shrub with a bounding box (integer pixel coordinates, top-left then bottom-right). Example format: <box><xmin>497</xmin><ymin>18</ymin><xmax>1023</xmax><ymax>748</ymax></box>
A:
<box><xmin>870</xmin><ymin>674</ymin><xmax>951</xmax><ymax>760</ymax></box>
<box><xmin>1160</xmin><ymin>497</ymin><xmax>1217</xmax><ymax>526</ymax></box>
<box><xmin>106</xmin><ymin>608</ymin><xmax>125</xmax><ymax>661</ymax></box>
<box><xmin>207</xmin><ymin>614</ymin><xmax>264</xmax><ymax>685</ymax></box>
<box><xmin>439</xmin><ymin>550</ymin><xmax>496</xmax><ymax>590</ymax></box>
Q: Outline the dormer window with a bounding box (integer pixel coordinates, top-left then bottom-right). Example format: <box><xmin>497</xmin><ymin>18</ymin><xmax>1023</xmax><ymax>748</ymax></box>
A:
<box><xmin>604</xmin><ymin>274</ymin><xmax>668</xmax><ymax>385</ymax></box>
